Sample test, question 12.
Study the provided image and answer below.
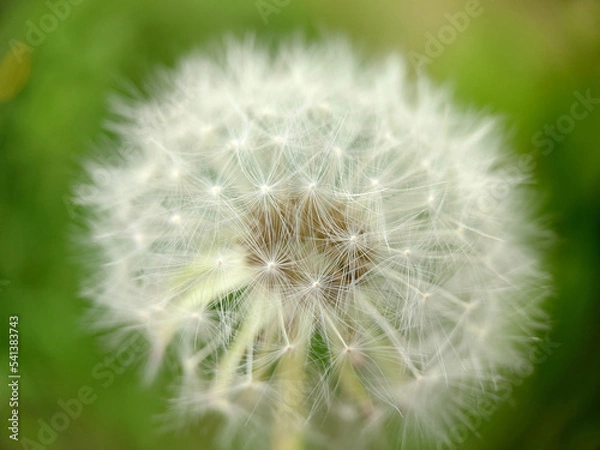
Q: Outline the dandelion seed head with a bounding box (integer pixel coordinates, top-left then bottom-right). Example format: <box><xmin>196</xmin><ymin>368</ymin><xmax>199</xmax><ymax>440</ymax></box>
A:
<box><xmin>78</xmin><ymin>36</ymin><xmax>549</xmax><ymax>449</ymax></box>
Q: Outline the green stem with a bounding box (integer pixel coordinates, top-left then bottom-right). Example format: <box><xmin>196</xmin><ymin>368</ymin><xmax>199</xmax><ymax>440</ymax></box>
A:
<box><xmin>340</xmin><ymin>357</ymin><xmax>373</xmax><ymax>418</ymax></box>
<box><xmin>272</xmin><ymin>329</ymin><xmax>307</xmax><ymax>450</ymax></box>
<box><xmin>213</xmin><ymin>294</ymin><xmax>266</xmax><ymax>393</ymax></box>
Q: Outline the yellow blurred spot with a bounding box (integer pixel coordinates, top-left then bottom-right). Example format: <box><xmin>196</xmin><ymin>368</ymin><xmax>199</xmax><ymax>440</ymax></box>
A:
<box><xmin>0</xmin><ymin>41</ymin><xmax>32</xmax><ymax>102</ymax></box>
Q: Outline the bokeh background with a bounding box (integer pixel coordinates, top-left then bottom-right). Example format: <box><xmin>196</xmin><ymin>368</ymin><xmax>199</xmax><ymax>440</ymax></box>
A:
<box><xmin>1</xmin><ymin>0</ymin><xmax>599</xmax><ymax>449</ymax></box>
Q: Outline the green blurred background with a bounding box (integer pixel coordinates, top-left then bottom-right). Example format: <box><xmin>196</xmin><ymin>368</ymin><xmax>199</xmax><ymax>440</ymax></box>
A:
<box><xmin>1</xmin><ymin>0</ymin><xmax>599</xmax><ymax>449</ymax></box>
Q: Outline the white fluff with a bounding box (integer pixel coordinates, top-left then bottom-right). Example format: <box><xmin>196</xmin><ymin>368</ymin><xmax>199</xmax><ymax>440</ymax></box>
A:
<box><xmin>78</xmin><ymin>36</ymin><xmax>548</xmax><ymax>449</ymax></box>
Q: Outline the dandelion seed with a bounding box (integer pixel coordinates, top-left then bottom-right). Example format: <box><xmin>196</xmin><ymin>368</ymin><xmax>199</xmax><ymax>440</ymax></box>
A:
<box><xmin>78</xmin><ymin>36</ymin><xmax>549</xmax><ymax>449</ymax></box>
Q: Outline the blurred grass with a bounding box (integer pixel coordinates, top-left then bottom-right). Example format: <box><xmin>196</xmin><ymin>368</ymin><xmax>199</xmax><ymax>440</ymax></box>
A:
<box><xmin>1</xmin><ymin>0</ymin><xmax>599</xmax><ymax>449</ymax></box>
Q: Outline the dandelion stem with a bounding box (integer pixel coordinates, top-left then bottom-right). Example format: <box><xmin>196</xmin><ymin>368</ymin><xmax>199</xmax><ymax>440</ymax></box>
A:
<box><xmin>340</xmin><ymin>359</ymin><xmax>373</xmax><ymax>418</ymax></box>
<box><xmin>272</xmin><ymin>327</ymin><xmax>307</xmax><ymax>450</ymax></box>
<box><xmin>213</xmin><ymin>294</ymin><xmax>266</xmax><ymax>393</ymax></box>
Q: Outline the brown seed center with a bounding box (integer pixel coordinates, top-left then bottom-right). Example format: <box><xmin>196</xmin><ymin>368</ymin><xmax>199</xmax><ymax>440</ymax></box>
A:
<box><xmin>242</xmin><ymin>194</ymin><xmax>375</xmax><ymax>303</ymax></box>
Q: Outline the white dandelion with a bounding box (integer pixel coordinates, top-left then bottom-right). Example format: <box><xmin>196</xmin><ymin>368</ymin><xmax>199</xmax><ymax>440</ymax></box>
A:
<box><xmin>77</xmin><ymin>36</ymin><xmax>549</xmax><ymax>449</ymax></box>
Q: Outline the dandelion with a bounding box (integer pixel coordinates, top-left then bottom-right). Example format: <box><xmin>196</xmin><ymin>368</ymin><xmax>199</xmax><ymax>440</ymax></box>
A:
<box><xmin>78</xmin><ymin>37</ymin><xmax>549</xmax><ymax>449</ymax></box>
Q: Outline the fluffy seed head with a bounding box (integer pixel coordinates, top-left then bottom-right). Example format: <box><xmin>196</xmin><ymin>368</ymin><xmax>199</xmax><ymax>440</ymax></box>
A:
<box><xmin>78</xmin><ymin>37</ymin><xmax>549</xmax><ymax>449</ymax></box>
